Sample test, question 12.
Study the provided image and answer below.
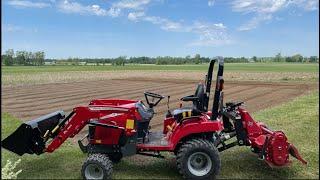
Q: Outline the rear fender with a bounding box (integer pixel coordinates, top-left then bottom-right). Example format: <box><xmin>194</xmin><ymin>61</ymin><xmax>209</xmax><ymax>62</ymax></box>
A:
<box><xmin>169</xmin><ymin>117</ymin><xmax>223</xmax><ymax>151</ymax></box>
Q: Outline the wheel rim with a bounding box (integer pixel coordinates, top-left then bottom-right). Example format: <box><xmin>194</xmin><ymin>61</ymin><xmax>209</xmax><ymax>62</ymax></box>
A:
<box><xmin>187</xmin><ymin>152</ymin><xmax>212</xmax><ymax>177</ymax></box>
<box><xmin>84</xmin><ymin>163</ymin><xmax>104</xmax><ymax>179</ymax></box>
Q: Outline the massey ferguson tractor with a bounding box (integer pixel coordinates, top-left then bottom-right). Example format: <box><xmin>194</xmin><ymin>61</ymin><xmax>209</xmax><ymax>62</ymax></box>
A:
<box><xmin>2</xmin><ymin>57</ymin><xmax>307</xmax><ymax>179</ymax></box>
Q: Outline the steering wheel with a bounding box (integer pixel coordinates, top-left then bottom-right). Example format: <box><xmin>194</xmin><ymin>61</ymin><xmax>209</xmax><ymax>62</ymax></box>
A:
<box><xmin>144</xmin><ymin>92</ymin><xmax>165</xmax><ymax>108</ymax></box>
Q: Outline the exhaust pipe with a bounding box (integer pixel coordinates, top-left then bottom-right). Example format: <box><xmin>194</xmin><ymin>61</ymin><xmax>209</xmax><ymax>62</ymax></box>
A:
<box><xmin>1</xmin><ymin>111</ymin><xmax>65</xmax><ymax>156</ymax></box>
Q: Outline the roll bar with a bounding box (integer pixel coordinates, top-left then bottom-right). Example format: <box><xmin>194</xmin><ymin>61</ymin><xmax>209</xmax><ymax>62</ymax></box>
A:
<box><xmin>202</xmin><ymin>57</ymin><xmax>224</xmax><ymax>120</ymax></box>
<box><xmin>211</xmin><ymin>56</ymin><xmax>224</xmax><ymax>120</ymax></box>
<box><xmin>203</xmin><ymin>59</ymin><xmax>215</xmax><ymax>111</ymax></box>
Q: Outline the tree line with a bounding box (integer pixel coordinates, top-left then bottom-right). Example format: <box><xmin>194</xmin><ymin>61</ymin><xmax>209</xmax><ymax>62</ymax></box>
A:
<box><xmin>46</xmin><ymin>53</ymin><xmax>319</xmax><ymax>65</ymax></box>
<box><xmin>2</xmin><ymin>49</ymin><xmax>45</xmax><ymax>66</ymax></box>
<box><xmin>2</xmin><ymin>49</ymin><xmax>318</xmax><ymax>66</ymax></box>
<box><xmin>45</xmin><ymin>54</ymin><xmax>210</xmax><ymax>66</ymax></box>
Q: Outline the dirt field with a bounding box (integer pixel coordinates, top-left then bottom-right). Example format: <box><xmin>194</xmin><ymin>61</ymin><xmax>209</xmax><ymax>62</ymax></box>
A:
<box><xmin>2</xmin><ymin>70</ymin><xmax>318</xmax><ymax>87</ymax></box>
<box><xmin>1</xmin><ymin>78</ymin><xmax>317</xmax><ymax>132</ymax></box>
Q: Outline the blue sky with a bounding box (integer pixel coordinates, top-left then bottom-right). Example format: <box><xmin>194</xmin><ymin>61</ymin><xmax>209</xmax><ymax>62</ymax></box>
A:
<box><xmin>2</xmin><ymin>0</ymin><xmax>319</xmax><ymax>58</ymax></box>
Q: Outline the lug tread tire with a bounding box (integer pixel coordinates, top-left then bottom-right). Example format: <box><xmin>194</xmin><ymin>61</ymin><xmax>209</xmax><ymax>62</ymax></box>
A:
<box><xmin>81</xmin><ymin>153</ymin><xmax>113</xmax><ymax>180</ymax></box>
<box><xmin>176</xmin><ymin>138</ymin><xmax>220</xmax><ymax>180</ymax></box>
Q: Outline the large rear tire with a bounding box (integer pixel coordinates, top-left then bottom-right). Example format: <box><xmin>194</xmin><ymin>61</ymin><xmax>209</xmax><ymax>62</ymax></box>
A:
<box><xmin>176</xmin><ymin>138</ymin><xmax>220</xmax><ymax>179</ymax></box>
<box><xmin>81</xmin><ymin>153</ymin><xmax>113</xmax><ymax>180</ymax></box>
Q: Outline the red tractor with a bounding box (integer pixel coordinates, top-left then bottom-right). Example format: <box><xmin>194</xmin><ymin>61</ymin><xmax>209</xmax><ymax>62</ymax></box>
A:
<box><xmin>2</xmin><ymin>57</ymin><xmax>307</xmax><ymax>179</ymax></box>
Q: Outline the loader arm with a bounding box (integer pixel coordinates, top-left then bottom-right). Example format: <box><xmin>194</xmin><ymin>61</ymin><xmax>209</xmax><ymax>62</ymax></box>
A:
<box><xmin>45</xmin><ymin>106</ymin><xmax>94</xmax><ymax>152</ymax></box>
<box><xmin>1</xmin><ymin>104</ymin><xmax>131</xmax><ymax>155</ymax></box>
<box><xmin>46</xmin><ymin>105</ymin><xmax>129</xmax><ymax>153</ymax></box>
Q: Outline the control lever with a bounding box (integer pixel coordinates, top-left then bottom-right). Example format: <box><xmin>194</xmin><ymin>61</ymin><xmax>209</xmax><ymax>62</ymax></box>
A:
<box><xmin>165</xmin><ymin>96</ymin><xmax>172</xmax><ymax>118</ymax></box>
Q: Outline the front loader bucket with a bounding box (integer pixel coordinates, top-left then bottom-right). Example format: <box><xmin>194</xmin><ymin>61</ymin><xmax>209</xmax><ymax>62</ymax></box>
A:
<box><xmin>1</xmin><ymin>111</ymin><xmax>65</xmax><ymax>156</ymax></box>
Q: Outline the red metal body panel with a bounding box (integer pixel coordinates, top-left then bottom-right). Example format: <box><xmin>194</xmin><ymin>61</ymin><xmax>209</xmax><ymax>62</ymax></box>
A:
<box><xmin>168</xmin><ymin>116</ymin><xmax>223</xmax><ymax>150</ymax></box>
<box><xmin>137</xmin><ymin>115</ymin><xmax>224</xmax><ymax>151</ymax></box>
<box><xmin>89</xmin><ymin>99</ymin><xmax>138</xmax><ymax>106</ymax></box>
<box><xmin>163</xmin><ymin>117</ymin><xmax>175</xmax><ymax>134</ymax></box>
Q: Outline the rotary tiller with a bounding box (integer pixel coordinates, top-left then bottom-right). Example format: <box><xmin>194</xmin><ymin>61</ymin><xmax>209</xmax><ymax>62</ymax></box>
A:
<box><xmin>2</xmin><ymin>57</ymin><xmax>307</xmax><ymax>179</ymax></box>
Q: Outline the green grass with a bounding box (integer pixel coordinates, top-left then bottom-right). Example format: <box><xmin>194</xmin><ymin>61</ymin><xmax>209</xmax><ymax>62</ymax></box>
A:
<box><xmin>2</xmin><ymin>63</ymin><xmax>318</xmax><ymax>74</ymax></box>
<box><xmin>1</xmin><ymin>91</ymin><xmax>319</xmax><ymax>179</ymax></box>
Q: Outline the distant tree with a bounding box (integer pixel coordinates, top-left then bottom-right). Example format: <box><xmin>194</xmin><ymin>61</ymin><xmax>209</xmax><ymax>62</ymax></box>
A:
<box><xmin>15</xmin><ymin>51</ymin><xmax>26</xmax><ymax>65</ymax></box>
<box><xmin>285</xmin><ymin>56</ymin><xmax>293</xmax><ymax>62</ymax></box>
<box><xmin>194</xmin><ymin>54</ymin><xmax>201</xmax><ymax>64</ymax></box>
<box><xmin>303</xmin><ymin>56</ymin><xmax>308</xmax><ymax>63</ymax></box>
<box><xmin>292</xmin><ymin>54</ymin><xmax>303</xmax><ymax>63</ymax></box>
<box><xmin>252</xmin><ymin>56</ymin><xmax>257</xmax><ymax>62</ymax></box>
<box><xmin>240</xmin><ymin>57</ymin><xmax>248</xmax><ymax>63</ymax></box>
<box><xmin>34</xmin><ymin>51</ymin><xmax>45</xmax><ymax>66</ymax></box>
<box><xmin>275</xmin><ymin>52</ymin><xmax>283</xmax><ymax>62</ymax></box>
<box><xmin>113</xmin><ymin>56</ymin><xmax>126</xmax><ymax>66</ymax></box>
<box><xmin>3</xmin><ymin>49</ymin><xmax>14</xmax><ymax>66</ymax></box>
<box><xmin>25</xmin><ymin>52</ymin><xmax>33</xmax><ymax>65</ymax></box>
<box><xmin>309</xmin><ymin>56</ymin><xmax>318</xmax><ymax>63</ymax></box>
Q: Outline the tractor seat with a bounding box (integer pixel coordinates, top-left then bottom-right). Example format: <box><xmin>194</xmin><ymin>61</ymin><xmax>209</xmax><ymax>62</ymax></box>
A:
<box><xmin>136</xmin><ymin>101</ymin><xmax>154</xmax><ymax>122</ymax></box>
<box><xmin>173</xmin><ymin>107</ymin><xmax>192</xmax><ymax>115</ymax></box>
<box><xmin>173</xmin><ymin>107</ymin><xmax>201</xmax><ymax>123</ymax></box>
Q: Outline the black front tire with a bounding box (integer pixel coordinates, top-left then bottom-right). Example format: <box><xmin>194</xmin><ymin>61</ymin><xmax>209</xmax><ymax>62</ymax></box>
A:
<box><xmin>81</xmin><ymin>153</ymin><xmax>113</xmax><ymax>180</ymax></box>
<box><xmin>176</xmin><ymin>138</ymin><xmax>221</xmax><ymax>180</ymax></box>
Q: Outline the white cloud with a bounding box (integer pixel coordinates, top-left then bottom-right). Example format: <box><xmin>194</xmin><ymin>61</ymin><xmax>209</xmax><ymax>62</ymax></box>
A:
<box><xmin>91</xmin><ymin>5</ymin><xmax>107</xmax><ymax>16</ymax></box>
<box><xmin>2</xmin><ymin>24</ymin><xmax>38</xmax><ymax>33</ymax></box>
<box><xmin>238</xmin><ymin>14</ymin><xmax>272</xmax><ymax>31</ymax></box>
<box><xmin>8</xmin><ymin>0</ymin><xmax>50</xmax><ymax>8</ymax></box>
<box><xmin>113</xmin><ymin>0</ymin><xmax>151</xmax><ymax>10</ymax></box>
<box><xmin>188</xmin><ymin>21</ymin><xmax>232</xmax><ymax>46</ymax></box>
<box><xmin>111</xmin><ymin>0</ymin><xmax>152</xmax><ymax>18</ymax></box>
<box><xmin>231</xmin><ymin>0</ymin><xmax>287</xmax><ymax>14</ymax></box>
<box><xmin>124</xmin><ymin>10</ymin><xmax>231</xmax><ymax>46</ymax></box>
<box><xmin>143</xmin><ymin>16</ymin><xmax>183</xmax><ymax>31</ymax></box>
<box><xmin>290</xmin><ymin>0</ymin><xmax>319</xmax><ymax>11</ymax></box>
<box><xmin>108</xmin><ymin>7</ymin><xmax>121</xmax><ymax>17</ymax></box>
<box><xmin>128</xmin><ymin>11</ymin><xmax>145</xmax><ymax>21</ymax></box>
<box><xmin>2</xmin><ymin>24</ymin><xmax>22</xmax><ymax>32</ymax></box>
<box><xmin>57</xmin><ymin>0</ymin><xmax>121</xmax><ymax>17</ymax></box>
<box><xmin>208</xmin><ymin>0</ymin><xmax>215</xmax><ymax>7</ymax></box>
<box><xmin>232</xmin><ymin>0</ymin><xmax>318</xmax><ymax>31</ymax></box>
<box><xmin>58</xmin><ymin>0</ymin><xmax>91</xmax><ymax>14</ymax></box>
<box><xmin>213</xmin><ymin>23</ymin><xmax>226</xmax><ymax>29</ymax></box>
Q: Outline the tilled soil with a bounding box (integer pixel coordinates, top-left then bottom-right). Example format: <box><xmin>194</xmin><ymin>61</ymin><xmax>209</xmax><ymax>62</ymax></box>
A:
<box><xmin>1</xmin><ymin>79</ymin><xmax>317</xmax><ymax>135</ymax></box>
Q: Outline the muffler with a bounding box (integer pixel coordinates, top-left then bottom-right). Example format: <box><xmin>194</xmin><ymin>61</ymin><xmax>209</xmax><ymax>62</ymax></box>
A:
<box><xmin>1</xmin><ymin>111</ymin><xmax>65</xmax><ymax>156</ymax></box>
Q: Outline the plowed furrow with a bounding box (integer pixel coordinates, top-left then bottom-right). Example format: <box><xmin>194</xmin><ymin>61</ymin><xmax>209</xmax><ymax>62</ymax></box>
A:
<box><xmin>2</xmin><ymin>80</ymin><xmax>138</xmax><ymax>100</ymax></box>
<box><xmin>3</xmin><ymin>80</ymin><xmax>151</xmax><ymax>104</ymax></box>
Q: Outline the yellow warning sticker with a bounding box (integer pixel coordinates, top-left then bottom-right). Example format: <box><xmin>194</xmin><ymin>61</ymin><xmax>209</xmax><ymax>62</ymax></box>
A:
<box><xmin>182</xmin><ymin>112</ymin><xmax>186</xmax><ymax>118</ymax></box>
<box><xmin>126</xmin><ymin>119</ymin><xmax>134</xmax><ymax>129</ymax></box>
<box><xmin>182</xmin><ymin>111</ymin><xmax>192</xmax><ymax>118</ymax></box>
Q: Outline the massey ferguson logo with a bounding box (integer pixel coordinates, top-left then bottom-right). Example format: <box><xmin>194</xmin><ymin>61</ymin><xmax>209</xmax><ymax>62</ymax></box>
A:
<box><xmin>100</xmin><ymin>113</ymin><xmax>123</xmax><ymax>120</ymax></box>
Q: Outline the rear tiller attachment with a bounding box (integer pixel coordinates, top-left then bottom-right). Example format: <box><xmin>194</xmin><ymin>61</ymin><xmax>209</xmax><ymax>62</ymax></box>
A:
<box><xmin>219</xmin><ymin>101</ymin><xmax>307</xmax><ymax>167</ymax></box>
